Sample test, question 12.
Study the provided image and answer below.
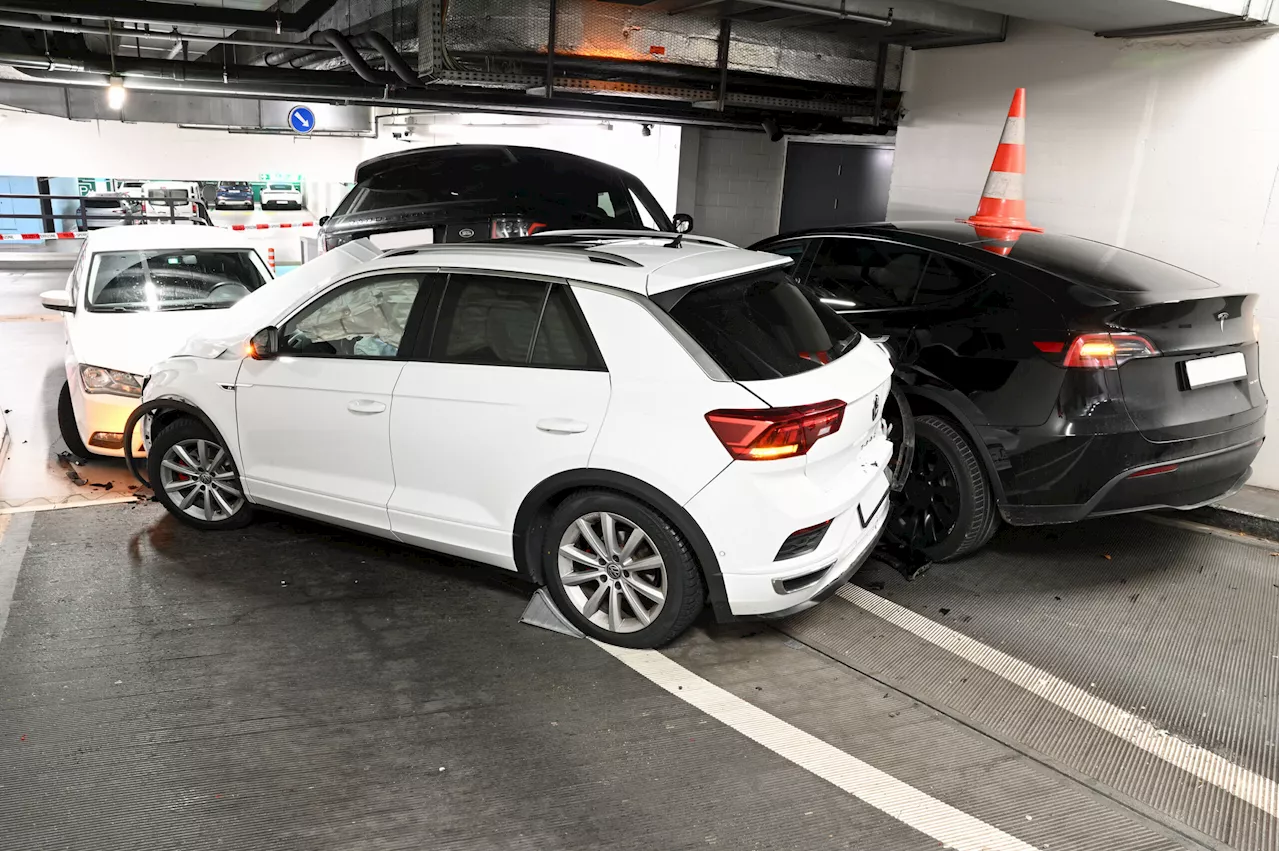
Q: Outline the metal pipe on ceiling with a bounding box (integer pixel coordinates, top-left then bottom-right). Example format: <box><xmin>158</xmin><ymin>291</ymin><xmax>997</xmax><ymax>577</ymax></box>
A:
<box><xmin>0</xmin><ymin>13</ymin><xmax>343</xmax><ymax>52</ymax></box>
<box><xmin>0</xmin><ymin>0</ymin><xmax>341</xmax><ymax>33</ymax></box>
<box><xmin>259</xmin><ymin>29</ymin><xmax>423</xmax><ymax>87</ymax></box>
<box><xmin>668</xmin><ymin>0</ymin><xmax>892</xmax><ymax>26</ymax></box>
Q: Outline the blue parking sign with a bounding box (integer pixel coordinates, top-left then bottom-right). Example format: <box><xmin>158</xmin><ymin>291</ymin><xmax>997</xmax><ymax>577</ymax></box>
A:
<box><xmin>288</xmin><ymin>106</ymin><xmax>316</xmax><ymax>135</ymax></box>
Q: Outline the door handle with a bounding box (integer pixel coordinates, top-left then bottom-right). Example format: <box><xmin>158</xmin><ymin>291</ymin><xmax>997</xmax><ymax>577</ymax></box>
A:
<box><xmin>347</xmin><ymin>399</ymin><xmax>387</xmax><ymax>414</ymax></box>
<box><xmin>537</xmin><ymin>417</ymin><xmax>589</xmax><ymax>435</ymax></box>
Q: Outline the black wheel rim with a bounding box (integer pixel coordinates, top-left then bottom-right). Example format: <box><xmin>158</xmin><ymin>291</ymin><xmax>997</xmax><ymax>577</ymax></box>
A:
<box><xmin>890</xmin><ymin>435</ymin><xmax>961</xmax><ymax>552</ymax></box>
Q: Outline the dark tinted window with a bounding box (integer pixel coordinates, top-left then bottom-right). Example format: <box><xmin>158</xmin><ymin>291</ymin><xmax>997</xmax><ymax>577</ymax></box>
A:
<box><xmin>333</xmin><ymin>149</ymin><xmax>671</xmax><ymax>232</ymax></box>
<box><xmin>1002</xmin><ymin>233</ymin><xmax>1218</xmax><ymax>293</ymax></box>
<box><xmin>282</xmin><ymin>275</ymin><xmax>423</xmax><ymax>358</ymax></box>
<box><xmin>807</xmin><ymin>238</ymin><xmax>927</xmax><ymax>309</ymax></box>
<box><xmin>666</xmin><ymin>270</ymin><xmax>859</xmax><ymax>381</ymax></box>
<box><xmin>83</xmin><ymin>197</ymin><xmax>129</xmax><ymax>209</ymax></box>
<box><xmin>764</xmin><ymin>240</ymin><xmax>810</xmax><ymax>265</ymax></box>
<box><xmin>432</xmin><ymin>275</ymin><xmax>601</xmax><ymax>369</ymax></box>
<box><xmin>913</xmin><ymin>255</ymin><xmax>991</xmax><ymax>305</ymax></box>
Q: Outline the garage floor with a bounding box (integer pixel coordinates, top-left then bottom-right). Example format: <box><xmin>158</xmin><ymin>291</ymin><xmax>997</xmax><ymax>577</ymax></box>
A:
<box><xmin>1</xmin><ymin>270</ymin><xmax>1276</xmax><ymax>851</ymax></box>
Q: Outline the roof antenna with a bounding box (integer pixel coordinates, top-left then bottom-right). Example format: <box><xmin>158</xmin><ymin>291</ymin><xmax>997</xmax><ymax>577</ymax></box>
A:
<box><xmin>665</xmin><ymin>213</ymin><xmax>694</xmax><ymax>248</ymax></box>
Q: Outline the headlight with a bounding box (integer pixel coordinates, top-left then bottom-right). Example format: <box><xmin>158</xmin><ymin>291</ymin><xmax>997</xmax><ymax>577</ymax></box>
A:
<box><xmin>80</xmin><ymin>364</ymin><xmax>143</xmax><ymax>397</ymax></box>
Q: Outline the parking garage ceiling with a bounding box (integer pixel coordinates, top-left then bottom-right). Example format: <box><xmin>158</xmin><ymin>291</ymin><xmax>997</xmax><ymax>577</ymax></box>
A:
<box><xmin>0</xmin><ymin>0</ymin><xmax>1273</xmax><ymax>134</ymax></box>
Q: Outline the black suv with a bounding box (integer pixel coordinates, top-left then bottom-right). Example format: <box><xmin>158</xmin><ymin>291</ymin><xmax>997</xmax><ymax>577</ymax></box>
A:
<box><xmin>319</xmin><ymin>145</ymin><xmax>674</xmax><ymax>252</ymax></box>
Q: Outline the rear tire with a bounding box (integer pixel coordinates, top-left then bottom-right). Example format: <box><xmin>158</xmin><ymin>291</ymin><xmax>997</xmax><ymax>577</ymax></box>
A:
<box><xmin>148</xmin><ymin>417</ymin><xmax>254</xmax><ymax>531</ymax></box>
<box><xmin>890</xmin><ymin>414</ymin><xmax>997</xmax><ymax>562</ymax></box>
<box><xmin>57</xmin><ymin>382</ymin><xmax>92</xmax><ymax>459</ymax></box>
<box><xmin>542</xmin><ymin>490</ymin><xmax>704</xmax><ymax>648</ymax></box>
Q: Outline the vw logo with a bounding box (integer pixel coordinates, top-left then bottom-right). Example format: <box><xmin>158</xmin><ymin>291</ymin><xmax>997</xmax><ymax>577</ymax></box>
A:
<box><xmin>458</xmin><ymin>227</ymin><xmax>475</xmax><ymax>239</ymax></box>
<box><xmin>871</xmin><ymin>394</ymin><xmax>880</xmax><ymax>421</ymax></box>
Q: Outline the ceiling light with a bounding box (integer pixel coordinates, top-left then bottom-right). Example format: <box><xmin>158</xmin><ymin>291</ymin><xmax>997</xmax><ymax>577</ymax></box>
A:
<box><xmin>106</xmin><ymin>76</ymin><xmax>127</xmax><ymax>110</ymax></box>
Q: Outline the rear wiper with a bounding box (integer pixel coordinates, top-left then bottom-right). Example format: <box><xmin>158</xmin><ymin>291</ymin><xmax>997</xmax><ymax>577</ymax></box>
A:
<box><xmin>831</xmin><ymin>333</ymin><xmax>861</xmax><ymax>359</ymax></box>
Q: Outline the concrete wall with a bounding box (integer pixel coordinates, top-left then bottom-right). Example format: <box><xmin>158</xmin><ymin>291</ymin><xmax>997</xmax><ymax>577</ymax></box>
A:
<box><xmin>889</xmin><ymin>20</ymin><xmax>1279</xmax><ymax>489</ymax></box>
<box><xmin>0</xmin><ymin>110</ymin><xmax>365</xmax><ymax>181</ymax></box>
<box><xmin>678</xmin><ymin>127</ymin><xmax>785</xmax><ymax>246</ymax></box>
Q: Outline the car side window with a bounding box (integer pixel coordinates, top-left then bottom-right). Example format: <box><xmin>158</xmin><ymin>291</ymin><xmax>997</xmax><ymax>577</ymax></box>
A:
<box><xmin>913</xmin><ymin>255</ymin><xmax>991</xmax><ymax>305</ymax></box>
<box><xmin>281</xmin><ymin>274</ymin><xmax>424</xmax><ymax>358</ymax></box>
<box><xmin>431</xmin><ymin>274</ymin><xmax>604</xmax><ymax>370</ymax></box>
<box><xmin>763</xmin><ymin>241</ymin><xmax>811</xmax><ymax>274</ymax></box>
<box><xmin>806</xmin><ymin>238</ymin><xmax>928</xmax><ymax>309</ymax></box>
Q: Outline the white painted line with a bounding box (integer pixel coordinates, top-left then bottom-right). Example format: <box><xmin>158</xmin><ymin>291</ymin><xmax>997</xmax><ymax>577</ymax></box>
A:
<box><xmin>0</xmin><ymin>496</ymin><xmax>138</xmax><ymax>515</ymax></box>
<box><xmin>838</xmin><ymin>585</ymin><xmax>1279</xmax><ymax>817</ymax></box>
<box><xmin>596</xmin><ymin>641</ymin><xmax>1041</xmax><ymax>851</ymax></box>
<box><xmin>0</xmin><ymin>512</ymin><xmax>32</xmax><ymax>646</ymax></box>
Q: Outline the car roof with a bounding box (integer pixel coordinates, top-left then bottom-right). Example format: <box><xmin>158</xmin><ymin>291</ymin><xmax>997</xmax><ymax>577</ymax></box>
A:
<box><xmin>83</xmin><ymin>225</ymin><xmax>254</xmax><ymax>252</ymax></box>
<box><xmin>360</xmin><ymin>234</ymin><xmax>789</xmax><ymax>296</ymax></box>
<box><xmin>352</xmin><ymin>144</ymin><xmax>638</xmax><ymax>184</ymax></box>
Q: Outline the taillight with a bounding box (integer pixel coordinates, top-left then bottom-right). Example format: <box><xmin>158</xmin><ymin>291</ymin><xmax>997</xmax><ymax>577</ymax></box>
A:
<box><xmin>705</xmin><ymin>400</ymin><xmax>845</xmax><ymax>461</ymax></box>
<box><xmin>1061</xmin><ymin>333</ymin><xmax>1159</xmax><ymax>368</ymax></box>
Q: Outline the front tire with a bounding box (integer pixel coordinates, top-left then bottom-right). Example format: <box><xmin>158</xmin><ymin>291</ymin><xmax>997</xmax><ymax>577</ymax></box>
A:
<box><xmin>890</xmin><ymin>414</ymin><xmax>997</xmax><ymax>562</ymax></box>
<box><xmin>57</xmin><ymin>381</ymin><xmax>92</xmax><ymax>459</ymax></box>
<box><xmin>542</xmin><ymin>490</ymin><xmax>704</xmax><ymax>648</ymax></box>
<box><xmin>149</xmin><ymin>417</ymin><xmax>254</xmax><ymax>530</ymax></box>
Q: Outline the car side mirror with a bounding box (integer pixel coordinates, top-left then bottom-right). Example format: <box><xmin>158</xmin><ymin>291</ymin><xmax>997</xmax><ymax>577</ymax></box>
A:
<box><xmin>673</xmin><ymin>213</ymin><xmax>693</xmax><ymax>234</ymax></box>
<box><xmin>318</xmin><ymin>215</ymin><xmax>330</xmax><ymax>227</ymax></box>
<box><xmin>40</xmin><ymin>290</ymin><xmax>73</xmax><ymax>312</ymax></box>
<box><xmin>248</xmin><ymin>326</ymin><xmax>279</xmax><ymax>360</ymax></box>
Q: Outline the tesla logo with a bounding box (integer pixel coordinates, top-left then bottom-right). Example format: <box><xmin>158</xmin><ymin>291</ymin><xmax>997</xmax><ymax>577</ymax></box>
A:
<box><xmin>459</xmin><ymin>228</ymin><xmax>475</xmax><ymax>239</ymax></box>
<box><xmin>1217</xmin><ymin>310</ymin><xmax>1229</xmax><ymax>331</ymax></box>
<box><xmin>871</xmin><ymin>394</ymin><xmax>880</xmax><ymax>421</ymax></box>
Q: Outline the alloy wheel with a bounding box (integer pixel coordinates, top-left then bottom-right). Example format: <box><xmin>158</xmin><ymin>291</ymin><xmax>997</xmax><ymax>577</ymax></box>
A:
<box><xmin>892</xmin><ymin>437</ymin><xmax>960</xmax><ymax>551</ymax></box>
<box><xmin>158</xmin><ymin>438</ymin><xmax>244</xmax><ymax>523</ymax></box>
<box><xmin>558</xmin><ymin>511</ymin><xmax>667</xmax><ymax>634</ymax></box>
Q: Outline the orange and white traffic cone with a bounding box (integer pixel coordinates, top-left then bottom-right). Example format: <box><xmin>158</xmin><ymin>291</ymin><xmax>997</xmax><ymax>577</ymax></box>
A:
<box><xmin>267</xmin><ymin>246</ymin><xmax>276</xmax><ymax>273</ymax></box>
<box><xmin>959</xmin><ymin>87</ymin><xmax>1042</xmax><ymax>256</ymax></box>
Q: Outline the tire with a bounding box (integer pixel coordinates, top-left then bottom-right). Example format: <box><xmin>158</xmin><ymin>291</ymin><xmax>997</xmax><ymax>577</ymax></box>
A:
<box><xmin>542</xmin><ymin>490</ymin><xmax>705</xmax><ymax>648</ymax></box>
<box><xmin>57</xmin><ymin>381</ymin><xmax>92</xmax><ymax>459</ymax></box>
<box><xmin>148</xmin><ymin>417</ymin><xmax>254</xmax><ymax>531</ymax></box>
<box><xmin>891</xmin><ymin>414</ymin><xmax>996</xmax><ymax>562</ymax></box>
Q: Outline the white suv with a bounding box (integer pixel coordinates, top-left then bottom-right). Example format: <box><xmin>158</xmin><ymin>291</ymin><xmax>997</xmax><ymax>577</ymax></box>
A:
<box><xmin>133</xmin><ymin>233</ymin><xmax>894</xmax><ymax>646</ymax></box>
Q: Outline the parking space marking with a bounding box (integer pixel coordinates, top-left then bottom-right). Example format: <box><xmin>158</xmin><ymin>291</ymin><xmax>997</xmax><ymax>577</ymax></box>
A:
<box><xmin>597</xmin><ymin>640</ymin><xmax>1041</xmax><ymax>851</ymax></box>
<box><xmin>0</xmin><ymin>496</ymin><xmax>138</xmax><ymax>515</ymax></box>
<box><xmin>0</xmin><ymin>512</ymin><xmax>33</xmax><ymax>646</ymax></box>
<box><xmin>0</xmin><ymin>314</ymin><xmax>61</xmax><ymax>322</ymax></box>
<box><xmin>838</xmin><ymin>585</ymin><xmax>1279</xmax><ymax>817</ymax></box>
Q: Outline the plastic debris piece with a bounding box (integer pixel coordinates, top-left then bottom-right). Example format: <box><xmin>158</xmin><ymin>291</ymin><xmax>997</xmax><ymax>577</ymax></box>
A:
<box><xmin>1103</xmin><ymin>554</ymin><xmax>1112</xmax><ymax>560</ymax></box>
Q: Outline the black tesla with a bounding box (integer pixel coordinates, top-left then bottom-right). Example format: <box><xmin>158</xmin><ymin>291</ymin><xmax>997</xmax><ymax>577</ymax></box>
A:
<box><xmin>752</xmin><ymin>222</ymin><xmax>1267</xmax><ymax>561</ymax></box>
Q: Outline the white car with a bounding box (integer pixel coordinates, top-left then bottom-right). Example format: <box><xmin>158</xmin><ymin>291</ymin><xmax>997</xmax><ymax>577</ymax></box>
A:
<box><xmin>40</xmin><ymin>226</ymin><xmax>273</xmax><ymax>458</ymax></box>
<box><xmin>141</xmin><ymin>181</ymin><xmax>203</xmax><ymax>224</ymax></box>
<box><xmin>135</xmin><ymin>233</ymin><xmax>895</xmax><ymax>647</ymax></box>
<box><xmin>260</xmin><ymin>184</ymin><xmax>303</xmax><ymax>210</ymax></box>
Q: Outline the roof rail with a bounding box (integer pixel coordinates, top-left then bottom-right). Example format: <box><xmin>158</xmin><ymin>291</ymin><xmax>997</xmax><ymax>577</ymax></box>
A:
<box><xmin>373</xmin><ymin>241</ymin><xmax>642</xmax><ymax>267</ymax></box>
<box><xmin>518</xmin><ymin>229</ymin><xmax>737</xmax><ymax>248</ymax></box>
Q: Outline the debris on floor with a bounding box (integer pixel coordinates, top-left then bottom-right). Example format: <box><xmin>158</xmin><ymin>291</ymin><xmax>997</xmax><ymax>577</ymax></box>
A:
<box><xmin>64</xmin><ymin>470</ymin><xmax>87</xmax><ymax>486</ymax></box>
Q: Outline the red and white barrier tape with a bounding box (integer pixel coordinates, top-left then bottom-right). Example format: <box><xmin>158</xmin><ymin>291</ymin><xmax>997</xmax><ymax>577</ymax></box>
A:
<box><xmin>0</xmin><ymin>231</ymin><xmax>82</xmax><ymax>241</ymax></box>
<box><xmin>228</xmin><ymin>222</ymin><xmax>316</xmax><ymax>231</ymax></box>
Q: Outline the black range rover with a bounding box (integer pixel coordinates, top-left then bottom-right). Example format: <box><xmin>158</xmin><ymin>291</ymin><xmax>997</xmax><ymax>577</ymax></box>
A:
<box><xmin>319</xmin><ymin>145</ymin><xmax>674</xmax><ymax>252</ymax></box>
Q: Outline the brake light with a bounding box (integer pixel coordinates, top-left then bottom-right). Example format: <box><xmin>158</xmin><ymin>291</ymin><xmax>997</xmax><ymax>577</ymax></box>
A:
<box><xmin>705</xmin><ymin>400</ymin><xmax>845</xmax><ymax>461</ymax></box>
<box><xmin>1062</xmin><ymin>333</ymin><xmax>1159</xmax><ymax>368</ymax></box>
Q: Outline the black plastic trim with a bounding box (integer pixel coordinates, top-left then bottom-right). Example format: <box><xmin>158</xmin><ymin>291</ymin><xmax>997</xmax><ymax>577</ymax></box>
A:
<box><xmin>121</xmin><ymin>397</ymin><xmax>234</xmax><ymax>490</ymax></box>
<box><xmin>512</xmin><ymin>469</ymin><xmax>733</xmax><ymax>622</ymax></box>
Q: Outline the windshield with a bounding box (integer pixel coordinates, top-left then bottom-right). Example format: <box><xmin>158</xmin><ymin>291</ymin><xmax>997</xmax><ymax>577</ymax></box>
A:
<box><xmin>331</xmin><ymin>149</ymin><xmax>672</xmax><ymax>232</ymax></box>
<box><xmin>87</xmin><ymin>249</ymin><xmax>269</xmax><ymax>313</ymax></box>
<box><xmin>665</xmin><ymin>269</ymin><xmax>859</xmax><ymax>381</ymax></box>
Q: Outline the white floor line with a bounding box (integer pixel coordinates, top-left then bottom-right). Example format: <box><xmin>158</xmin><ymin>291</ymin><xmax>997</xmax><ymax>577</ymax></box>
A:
<box><xmin>837</xmin><ymin>585</ymin><xmax>1279</xmax><ymax>817</ymax></box>
<box><xmin>0</xmin><ymin>496</ymin><xmax>138</xmax><ymax>515</ymax></box>
<box><xmin>596</xmin><ymin>641</ymin><xmax>1041</xmax><ymax>851</ymax></box>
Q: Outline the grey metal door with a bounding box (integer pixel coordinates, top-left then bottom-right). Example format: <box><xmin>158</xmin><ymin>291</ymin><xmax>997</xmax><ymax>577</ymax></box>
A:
<box><xmin>779</xmin><ymin>142</ymin><xmax>894</xmax><ymax>232</ymax></box>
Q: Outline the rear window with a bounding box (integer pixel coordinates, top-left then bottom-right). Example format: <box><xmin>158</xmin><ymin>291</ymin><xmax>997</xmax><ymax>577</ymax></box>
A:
<box><xmin>220</xmin><ymin>182</ymin><xmax>250</xmax><ymax>189</ymax></box>
<box><xmin>665</xmin><ymin>270</ymin><xmax>859</xmax><ymax>381</ymax></box>
<box><xmin>83</xmin><ymin>197</ymin><xmax>127</xmax><ymax>209</ymax></box>
<box><xmin>332</xmin><ymin>149</ymin><xmax>670</xmax><ymax>232</ymax></box>
<box><xmin>147</xmin><ymin>189</ymin><xmax>189</xmax><ymax>203</ymax></box>
<box><xmin>1003</xmin><ymin>233</ymin><xmax>1218</xmax><ymax>294</ymax></box>
<box><xmin>269</xmin><ymin>184</ymin><xmax>295</xmax><ymax>191</ymax></box>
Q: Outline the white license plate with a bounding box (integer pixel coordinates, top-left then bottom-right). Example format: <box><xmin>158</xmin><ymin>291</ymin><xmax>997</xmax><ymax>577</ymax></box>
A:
<box><xmin>1184</xmin><ymin>352</ymin><xmax>1246</xmax><ymax>389</ymax></box>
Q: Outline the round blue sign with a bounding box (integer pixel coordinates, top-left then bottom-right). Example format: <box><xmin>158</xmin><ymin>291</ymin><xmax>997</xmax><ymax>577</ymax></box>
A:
<box><xmin>288</xmin><ymin>105</ymin><xmax>316</xmax><ymax>135</ymax></box>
